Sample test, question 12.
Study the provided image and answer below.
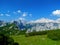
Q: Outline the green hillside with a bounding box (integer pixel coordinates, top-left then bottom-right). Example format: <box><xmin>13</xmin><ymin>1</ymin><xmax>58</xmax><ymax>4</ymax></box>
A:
<box><xmin>0</xmin><ymin>23</ymin><xmax>26</xmax><ymax>35</ymax></box>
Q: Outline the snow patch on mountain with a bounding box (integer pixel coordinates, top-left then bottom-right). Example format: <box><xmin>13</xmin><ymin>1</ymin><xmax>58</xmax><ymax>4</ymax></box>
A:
<box><xmin>27</xmin><ymin>18</ymin><xmax>60</xmax><ymax>23</ymax></box>
<box><xmin>26</xmin><ymin>18</ymin><xmax>60</xmax><ymax>33</ymax></box>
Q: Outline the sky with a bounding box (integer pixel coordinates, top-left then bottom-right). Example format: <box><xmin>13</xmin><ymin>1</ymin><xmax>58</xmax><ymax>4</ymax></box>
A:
<box><xmin>0</xmin><ymin>0</ymin><xmax>60</xmax><ymax>22</ymax></box>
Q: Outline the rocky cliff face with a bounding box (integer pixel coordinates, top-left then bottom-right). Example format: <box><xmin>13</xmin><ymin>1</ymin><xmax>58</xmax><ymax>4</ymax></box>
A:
<box><xmin>26</xmin><ymin>18</ymin><xmax>60</xmax><ymax>33</ymax></box>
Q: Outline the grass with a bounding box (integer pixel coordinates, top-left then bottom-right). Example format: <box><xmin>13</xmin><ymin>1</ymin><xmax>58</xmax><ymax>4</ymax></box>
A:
<box><xmin>11</xmin><ymin>35</ymin><xmax>60</xmax><ymax>45</ymax></box>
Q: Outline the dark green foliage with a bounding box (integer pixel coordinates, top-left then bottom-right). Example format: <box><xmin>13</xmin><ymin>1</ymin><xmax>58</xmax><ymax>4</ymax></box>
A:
<box><xmin>25</xmin><ymin>30</ymin><xmax>47</xmax><ymax>37</ymax></box>
<box><xmin>19</xmin><ymin>30</ymin><xmax>27</xmax><ymax>35</ymax></box>
<box><xmin>25</xmin><ymin>29</ymin><xmax>60</xmax><ymax>41</ymax></box>
<box><xmin>0</xmin><ymin>34</ymin><xmax>19</xmax><ymax>45</ymax></box>
<box><xmin>13</xmin><ymin>42</ymin><xmax>19</xmax><ymax>45</ymax></box>
<box><xmin>47</xmin><ymin>29</ymin><xmax>60</xmax><ymax>40</ymax></box>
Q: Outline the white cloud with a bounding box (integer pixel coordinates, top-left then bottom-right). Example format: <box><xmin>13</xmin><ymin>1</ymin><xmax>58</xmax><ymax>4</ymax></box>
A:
<box><xmin>0</xmin><ymin>14</ymin><xmax>4</xmax><ymax>16</ymax></box>
<box><xmin>0</xmin><ymin>13</ymin><xmax>10</xmax><ymax>17</ymax></box>
<box><xmin>17</xmin><ymin>10</ymin><xmax>21</xmax><ymax>13</ymax></box>
<box><xmin>13</xmin><ymin>10</ymin><xmax>32</xmax><ymax>18</ymax></box>
<box><xmin>13</xmin><ymin>10</ymin><xmax>21</xmax><ymax>14</ymax></box>
<box><xmin>52</xmin><ymin>10</ymin><xmax>60</xmax><ymax>16</ymax></box>
<box><xmin>5</xmin><ymin>14</ymin><xmax>10</xmax><ymax>16</ymax></box>
<box><xmin>22</xmin><ymin>12</ymin><xmax>27</xmax><ymax>17</ymax></box>
<box><xmin>19</xmin><ymin>17</ymin><xmax>25</xmax><ymax>20</ymax></box>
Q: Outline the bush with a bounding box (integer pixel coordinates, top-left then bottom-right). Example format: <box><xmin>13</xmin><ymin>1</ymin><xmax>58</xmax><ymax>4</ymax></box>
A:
<box><xmin>13</xmin><ymin>42</ymin><xmax>19</xmax><ymax>45</ymax></box>
<box><xmin>0</xmin><ymin>34</ymin><xmax>19</xmax><ymax>45</ymax></box>
<box><xmin>47</xmin><ymin>29</ymin><xmax>60</xmax><ymax>40</ymax></box>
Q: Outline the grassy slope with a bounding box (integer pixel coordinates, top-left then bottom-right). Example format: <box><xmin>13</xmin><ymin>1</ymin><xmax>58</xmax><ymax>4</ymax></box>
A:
<box><xmin>11</xmin><ymin>35</ymin><xmax>60</xmax><ymax>45</ymax></box>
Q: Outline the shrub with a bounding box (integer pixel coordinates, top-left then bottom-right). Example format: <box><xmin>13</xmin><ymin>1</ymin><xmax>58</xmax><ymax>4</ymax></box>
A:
<box><xmin>13</xmin><ymin>42</ymin><xmax>19</xmax><ymax>45</ymax></box>
<box><xmin>0</xmin><ymin>34</ymin><xmax>19</xmax><ymax>45</ymax></box>
<box><xmin>47</xmin><ymin>29</ymin><xmax>60</xmax><ymax>40</ymax></box>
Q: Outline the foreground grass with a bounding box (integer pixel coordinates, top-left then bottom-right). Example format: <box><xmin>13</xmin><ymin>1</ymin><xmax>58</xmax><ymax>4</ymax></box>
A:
<box><xmin>11</xmin><ymin>35</ymin><xmax>60</xmax><ymax>45</ymax></box>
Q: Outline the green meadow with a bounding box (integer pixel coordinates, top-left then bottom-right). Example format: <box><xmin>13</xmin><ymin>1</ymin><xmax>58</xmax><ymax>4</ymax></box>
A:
<box><xmin>11</xmin><ymin>35</ymin><xmax>60</xmax><ymax>45</ymax></box>
<box><xmin>0</xmin><ymin>23</ymin><xmax>60</xmax><ymax>45</ymax></box>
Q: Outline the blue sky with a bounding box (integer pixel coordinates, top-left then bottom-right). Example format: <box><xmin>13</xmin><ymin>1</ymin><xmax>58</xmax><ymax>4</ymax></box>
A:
<box><xmin>0</xmin><ymin>0</ymin><xmax>60</xmax><ymax>22</ymax></box>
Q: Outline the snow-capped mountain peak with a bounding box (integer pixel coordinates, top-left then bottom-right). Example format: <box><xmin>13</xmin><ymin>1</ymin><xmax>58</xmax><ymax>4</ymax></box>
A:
<box><xmin>27</xmin><ymin>18</ymin><xmax>55</xmax><ymax>23</ymax></box>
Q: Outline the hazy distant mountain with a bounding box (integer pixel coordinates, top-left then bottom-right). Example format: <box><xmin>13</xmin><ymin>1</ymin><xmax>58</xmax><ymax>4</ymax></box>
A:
<box><xmin>0</xmin><ymin>20</ymin><xmax>6</xmax><ymax>27</ymax></box>
<box><xmin>12</xmin><ymin>20</ymin><xmax>27</xmax><ymax>30</ymax></box>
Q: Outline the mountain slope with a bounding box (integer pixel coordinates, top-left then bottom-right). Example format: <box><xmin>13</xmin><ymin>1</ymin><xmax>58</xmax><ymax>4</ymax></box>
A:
<box><xmin>0</xmin><ymin>23</ymin><xmax>21</xmax><ymax>35</ymax></box>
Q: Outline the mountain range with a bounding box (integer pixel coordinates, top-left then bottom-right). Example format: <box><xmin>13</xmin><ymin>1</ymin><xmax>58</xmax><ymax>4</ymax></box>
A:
<box><xmin>0</xmin><ymin>18</ymin><xmax>60</xmax><ymax>33</ymax></box>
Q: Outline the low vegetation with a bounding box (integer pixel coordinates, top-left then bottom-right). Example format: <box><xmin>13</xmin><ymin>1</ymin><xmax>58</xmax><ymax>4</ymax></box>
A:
<box><xmin>25</xmin><ymin>29</ymin><xmax>60</xmax><ymax>41</ymax></box>
<box><xmin>11</xmin><ymin>29</ymin><xmax>60</xmax><ymax>45</ymax></box>
<box><xmin>0</xmin><ymin>23</ymin><xmax>60</xmax><ymax>45</ymax></box>
<box><xmin>0</xmin><ymin>34</ymin><xmax>19</xmax><ymax>45</ymax></box>
<box><xmin>25</xmin><ymin>30</ymin><xmax>47</xmax><ymax>37</ymax></box>
<box><xmin>47</xmin><ymin>29</ymin><xmax>60</xmax><ymax>40</ymax></box>
<box><xmin>11</xmin><ymin>35</ymin><xmax>60</xmax><ymax>45</ymax></box>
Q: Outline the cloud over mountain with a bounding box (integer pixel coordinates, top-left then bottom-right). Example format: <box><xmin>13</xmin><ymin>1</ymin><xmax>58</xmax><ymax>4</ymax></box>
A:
<box><xmin>52</xmin><ymin>10</ymin><xmax>60</xmax><ymax>16</ymax></box>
